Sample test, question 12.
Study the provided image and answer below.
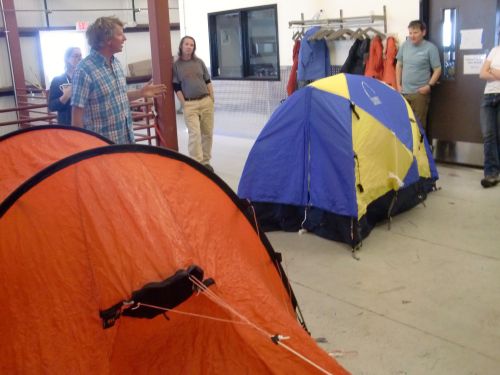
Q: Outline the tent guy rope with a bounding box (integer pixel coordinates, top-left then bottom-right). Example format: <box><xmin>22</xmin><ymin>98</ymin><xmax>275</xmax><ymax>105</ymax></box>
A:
<box><xmin>125</xmin><ymin>275</ymin><xmax>334</xmax><ymax>375</ymax></box>
<box><xmin>189</xmin><ymin>275</ymin><xmax>334</xmax><ymax>375</ymax></box>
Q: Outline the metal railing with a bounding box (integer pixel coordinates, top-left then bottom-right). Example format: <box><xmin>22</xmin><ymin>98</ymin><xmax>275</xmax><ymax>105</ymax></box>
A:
<box><xmin>0</xmin><ymin>89</ymin><xmax>160</xmax><ymax>146</ymax></box>
<box><xmin>0</xmin><ymin>88</ymin><xmax>56</xmax><ymax>127</ymax></box>
<box><xmin>130</xmin><ymin>98</ymin><xmax>160</xmax><ymax>146</ymax></box>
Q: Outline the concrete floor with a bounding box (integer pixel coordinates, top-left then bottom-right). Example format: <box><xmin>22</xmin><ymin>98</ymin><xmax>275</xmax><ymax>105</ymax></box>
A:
<box><xmin>175</xmin><ymin>113</ymin><xmax>500</xmax><ymax>375</ymax></box>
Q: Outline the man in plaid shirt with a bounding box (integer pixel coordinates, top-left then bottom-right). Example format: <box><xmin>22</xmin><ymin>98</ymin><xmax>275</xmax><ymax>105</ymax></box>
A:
<box><xmin>72</xmin><ymin>16</ymin><xmax>166</xmax><ymax>143</ymax></box>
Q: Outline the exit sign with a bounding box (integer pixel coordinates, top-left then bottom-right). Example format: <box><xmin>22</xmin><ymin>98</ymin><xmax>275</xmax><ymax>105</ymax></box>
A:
<box><xmin>76</xmin><ymin>21</ymin><xmax>89</xmax><ymax>31</ymax></box>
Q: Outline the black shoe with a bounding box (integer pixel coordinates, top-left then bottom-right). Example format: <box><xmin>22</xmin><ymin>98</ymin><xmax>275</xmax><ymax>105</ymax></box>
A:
<box><xmin>481</xmin><ymin>176</ymin><xmax>499</xmax><ymax>188</ymax></box>
<box><xmin>203</xmin><ymin>164</ymin><xmax>214</xmax><ymax>173</ymax></box>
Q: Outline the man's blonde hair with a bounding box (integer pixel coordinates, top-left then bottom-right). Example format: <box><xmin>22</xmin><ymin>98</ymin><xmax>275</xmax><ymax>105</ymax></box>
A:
<box><xmin>86</xmin><ymin>16</ymin><xmax>124</xmax><ymax>50</ymax></box>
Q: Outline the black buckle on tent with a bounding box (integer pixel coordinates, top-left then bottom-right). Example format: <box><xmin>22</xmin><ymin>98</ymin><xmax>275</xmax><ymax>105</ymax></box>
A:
<box><xmin>350</xmin><ymin>102</ymin><xmax>360</xmax><ymax>120</ymax></box>
<box><xmin>408</xmin><ymin>118</ymin><xmax>425</xmax><ymax>143</ymax></box>
<box><xmin>353</xmin><ymin>153</ymin><xmax>364</xmax><ymax>193</ymax></box>
<box><xmin>100</xmin><ymin>265</ymin><xmax>215</xmax><ymax>329</ymax></box>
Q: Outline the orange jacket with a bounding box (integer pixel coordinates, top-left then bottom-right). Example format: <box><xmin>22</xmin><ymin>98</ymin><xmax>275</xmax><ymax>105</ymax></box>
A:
<box><xmin>382</xmin><ymin>36</ymin><xmax>398</xmax><ymax>88</ymax></box>
<box><xmin>364</xmin><ymin>35</ymin><xmax>384</xmax><ymax>79</ymax></box>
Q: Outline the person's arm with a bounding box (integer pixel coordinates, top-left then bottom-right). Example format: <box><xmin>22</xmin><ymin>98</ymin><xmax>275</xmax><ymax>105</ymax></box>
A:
<box><xmin>428</xmin><ymin>67</ymin><xmax>441</xmax><ymax>86</ymax></box>
<box><xmin>207</xmin><ymin>82</ymin><xmax>214</xmax><ymax>101</ymax></box>
<box><xmin>418</xmin><ymin>44</ymin><xmax>442</xmax><ymax>94</ymax></box>
<box><xmin>199</xmin><ymin>59</ymin><xmax>214</xmax><ymax>101</ymax></box>
<box><xmin>72</xmin><ymin>106</ymin><xmax>84</xmax><ymax>127</ymax></box>
<box><xmin>48</xmin><ymin>77</ymin><xmax>70</xmax><ymax>111</ymax></box>
<box><xmin>127</xmin><ymin>81</ymin><xmax>167</xmax><ymax>101</ymax></box>
<box><xmin>172</xmin><ymin>62</ymin><xmax>185</xmax><ymax>106</ymax></box>
<box><xmin>58</xmin><ymin>85</ymin><xmax>72</xmax><ymax>104</ymax></box>
<box><xmin>175</xmin><ymin>89</ymin><xmax>186</xmax><ymax>107</ymax></box>
<box><xmin>489</xmin><ymin>67</ymin><xmax>500</xmax><ymax>80</ymax></box>
<box><xmin>479</xmin><ymin>59</ymin><xmax>500</xmax><ymax>81</ymax></box>
<box><xmin>395</xmin><ymin>61</ymin><xmax>403</xmax><ymax>93</ymax></box>
<box><xmin>418</xmin><ymin>66</ymin><xmax>442</xmax><ymax>94</ymax></box>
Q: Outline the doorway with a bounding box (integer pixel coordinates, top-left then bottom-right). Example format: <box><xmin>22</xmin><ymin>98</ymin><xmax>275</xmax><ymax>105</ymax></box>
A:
<box><xmin>425</xmin><ymin>0</ymin><xmax>500</xmax><ymax>166</ymax></box>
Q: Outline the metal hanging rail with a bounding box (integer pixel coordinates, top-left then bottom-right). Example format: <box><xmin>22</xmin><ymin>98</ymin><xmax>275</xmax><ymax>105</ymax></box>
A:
<box><xmin>289</xmin><ymin>5</ymin><xmax>387</xmax><ymax>34</ymax></box>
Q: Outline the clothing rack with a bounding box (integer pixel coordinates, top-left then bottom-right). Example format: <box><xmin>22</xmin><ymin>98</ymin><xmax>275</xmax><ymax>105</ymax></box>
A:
<box><xmin>289</xmin><ymin>6</ymin><xmax>387</xmax><ymax>40</ymax></box>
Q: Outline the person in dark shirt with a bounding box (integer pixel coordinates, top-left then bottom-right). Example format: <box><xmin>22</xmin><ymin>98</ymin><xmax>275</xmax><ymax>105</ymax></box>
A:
<box><xmin>48</xmin><ymin>47</ymin><xmax>82</xmax><ymax>125</ymax></box>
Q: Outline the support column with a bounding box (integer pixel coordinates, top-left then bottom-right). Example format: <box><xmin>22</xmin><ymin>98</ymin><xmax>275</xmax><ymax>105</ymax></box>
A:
<box><xmin>147</xmin><ymin>0</ymin><xmax>178</xmax><ymax>150</ymax></box>
<box><xmin>1</xmin><ymin>0</ymin><xmax>28</xmax><ymax>124</ymax></box>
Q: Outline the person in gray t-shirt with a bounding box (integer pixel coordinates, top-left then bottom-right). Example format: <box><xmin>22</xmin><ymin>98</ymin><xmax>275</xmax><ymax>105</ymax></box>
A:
<box><xmin>396</xmin><ymin>20</ymin><xmax>441</xmax><ymax>133</ymax></box>
<box><xmin>173</xmin><ymin>36</ymin><xmax>215</xmax><ymax>172</ymax></box>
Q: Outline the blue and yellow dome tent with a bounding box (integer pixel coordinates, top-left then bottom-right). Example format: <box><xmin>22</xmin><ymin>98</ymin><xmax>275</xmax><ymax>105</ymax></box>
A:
<box><xmin>238</xmin><ymin>73</ymin><xmax>438</xmax><ymax>249</ymax></box>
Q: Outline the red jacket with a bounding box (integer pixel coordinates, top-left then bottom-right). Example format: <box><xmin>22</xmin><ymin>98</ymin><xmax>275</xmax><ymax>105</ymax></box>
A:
<box><xmin>287</xmin><ymin>39</ymin><xmax>301</xmax><ymax>96</ymax></box>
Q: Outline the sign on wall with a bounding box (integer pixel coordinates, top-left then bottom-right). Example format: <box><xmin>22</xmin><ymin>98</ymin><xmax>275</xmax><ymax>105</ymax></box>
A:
<box><xmin>463</xmin><ymin>54</ymin><xmax>486</xmax><ymax>74</ymax></box>
<box><xmin>460</xmin><ymin>29</ymin><xmax>483</xmax><ymax>50</ymax></box>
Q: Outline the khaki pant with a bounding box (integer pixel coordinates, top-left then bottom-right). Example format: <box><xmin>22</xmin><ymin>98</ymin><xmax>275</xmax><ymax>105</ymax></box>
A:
<box><xmin>183</xmin><ymin>96</ymin><xmax>214</xmax><ymax>165</ymax></box>
<box><xmin>404</xmin><ymin>92</ymin><xmax>431</xmax><ymax>131</ymax></box>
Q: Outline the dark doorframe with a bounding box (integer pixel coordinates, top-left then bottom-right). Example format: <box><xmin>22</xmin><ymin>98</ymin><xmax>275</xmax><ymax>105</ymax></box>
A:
<box><xmin>420</xmin><ymin>0</ymin><xmax>430</xmax><ymax>35</ymax></box>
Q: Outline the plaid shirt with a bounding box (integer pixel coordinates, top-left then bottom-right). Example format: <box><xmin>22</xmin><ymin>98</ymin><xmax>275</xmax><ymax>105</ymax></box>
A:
<box><xmin>72</xmin><ymin>49</ymin><xmax>134</xmax><ymax>144</ymax></box>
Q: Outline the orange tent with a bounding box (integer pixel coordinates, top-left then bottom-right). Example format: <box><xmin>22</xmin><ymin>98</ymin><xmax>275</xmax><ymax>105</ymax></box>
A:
<box><xmin>0</xmin><ymin>142</ymin><xmax>349</xmax><ymax>374</ymax></box>
<box><xmin>0</xmin><ymin>125</ymin><xmax>111</xmax><ymax>202</ymax></box>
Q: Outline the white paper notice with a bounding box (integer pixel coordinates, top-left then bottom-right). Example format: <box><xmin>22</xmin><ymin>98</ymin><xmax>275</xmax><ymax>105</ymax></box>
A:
<box><xmin>463</xmin><ymin>54</ymin><xmax>486</xmax><ymax>74</ymax></box>
<box><xmin>460</xmin><ymin>29</ymin><xmax>483</xmax><ymax>50</ymax></box>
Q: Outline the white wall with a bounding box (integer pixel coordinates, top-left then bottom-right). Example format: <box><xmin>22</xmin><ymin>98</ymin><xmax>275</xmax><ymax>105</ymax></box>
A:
<box><xmin>179</xmin><ymin>0</ymin><xmax>420</xmax><ymax>67</ymax></box>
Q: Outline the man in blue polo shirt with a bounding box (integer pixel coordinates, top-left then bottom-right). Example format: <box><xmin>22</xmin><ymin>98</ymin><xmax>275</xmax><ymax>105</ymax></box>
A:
<box><xmin>396</xmin><ymin>20</ymin><xmax>441</xmax><ymax>133</ymax></box>
<box><xmin>72</xmin><ymin>16</ymin><xmax>166</xmax><ymax>143</ymax></box>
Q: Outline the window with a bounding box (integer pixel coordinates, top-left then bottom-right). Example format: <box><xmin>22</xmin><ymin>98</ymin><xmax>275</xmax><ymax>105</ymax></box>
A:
<box><xmin>39</xmin><ymin>30</ymin><xmax>89</xmax><ymax>87</ymax></box>
<box><xmin>208</xmin><ymin>5</ymin><xmax>279</xmax><ymax>80</ymax></box>
<box><xmin>441</xmin><ymin>8</ymin><xmax>457</xmax><ymax>80</ymax></box>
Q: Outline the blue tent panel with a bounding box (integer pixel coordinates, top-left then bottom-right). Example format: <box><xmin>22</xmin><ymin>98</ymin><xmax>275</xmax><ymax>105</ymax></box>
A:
<box><xmin>403</xmin><ymin>158</ymin><xmax>421</xmax><ymax>187</ymax></box>
<box><xmin>308</xmin><ymin>89</ymin><xmax>357</xmax><ymax>217</ymax></box>
<box><xmin>238</xmin><ymin>89</ymin><xmax>311</xmax><ymax>206</ymax></box>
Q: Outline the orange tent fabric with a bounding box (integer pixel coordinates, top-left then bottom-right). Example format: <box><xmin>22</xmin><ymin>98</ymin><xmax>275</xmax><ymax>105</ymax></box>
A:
<box><xmin>0</xmin><ymin>126</ymin><xmax>111</xmax><ymax>202</ymax></box>
<box><xmin>0</xmin><ymin>144</ymin><xmax>349</xmax><ymax>374</ymax></box>
<box><xmin>364</xmin><ymin>35</ymin><xmax>384</xmax><ymax>80</ymax></box>
<box><xmin>382</xmin><ymin>36</ymin><xmax>398</xmax><ymax>88</ymax></box>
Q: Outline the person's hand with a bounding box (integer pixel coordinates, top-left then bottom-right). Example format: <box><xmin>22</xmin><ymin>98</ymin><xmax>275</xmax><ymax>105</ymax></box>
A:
<box><xmin>141</xmin><ymin>81</ymin><xmax>167</xmax><ymax>98</ymax></box>
<box><xmin>417</xmin><ymin>84</ymin><xmax>431</xmax><ymax>95</ymax></box>
<box><xmin>59</xmin><ymin>84</ymin><xmax>72</xmax><ymax>102</ymax></box>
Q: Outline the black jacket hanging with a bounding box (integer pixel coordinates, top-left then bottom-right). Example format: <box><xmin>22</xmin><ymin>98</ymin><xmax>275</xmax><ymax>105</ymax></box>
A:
<box><xmin>340</xmin><ymin>38</ymin><xmax>371</xmax><ymax>75</ymax></box>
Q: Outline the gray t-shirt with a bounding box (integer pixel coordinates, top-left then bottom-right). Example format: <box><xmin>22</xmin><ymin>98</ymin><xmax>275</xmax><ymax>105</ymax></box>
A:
<box><xmin>396</xmin><ymin>39</ymin><xmax>441</xmax><ymax>94</ymax></box>
<box><xmin>172</xmin><ymin>57</ymin><xmax>210</xmax><ymax>99</ymax></box>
